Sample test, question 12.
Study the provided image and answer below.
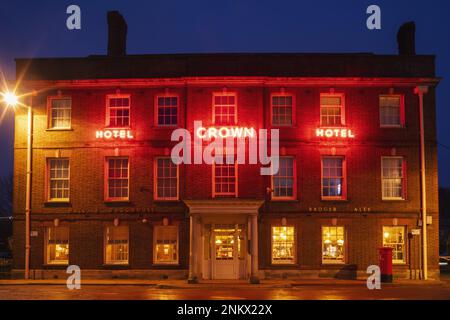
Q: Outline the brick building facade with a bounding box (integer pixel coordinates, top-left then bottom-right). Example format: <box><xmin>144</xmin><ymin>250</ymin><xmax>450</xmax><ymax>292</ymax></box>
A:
<box><xmin>11</xmin><ymin>15</ymin><xmax>440</xmax><ymax>281</ymax></box>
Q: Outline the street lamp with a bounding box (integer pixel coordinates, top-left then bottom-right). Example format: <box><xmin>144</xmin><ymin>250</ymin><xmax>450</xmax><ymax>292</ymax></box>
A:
<box><xmin>1</xmin><ymin>89</ymin><xmax>33</xmax><ymax>280</ymax></box>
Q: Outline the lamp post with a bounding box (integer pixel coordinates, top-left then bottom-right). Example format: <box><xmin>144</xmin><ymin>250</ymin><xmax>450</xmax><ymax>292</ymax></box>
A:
<box><xmin>1</xmin><ymin>89</ymin><xmax>33</xmax><ymax>280</ymax></box>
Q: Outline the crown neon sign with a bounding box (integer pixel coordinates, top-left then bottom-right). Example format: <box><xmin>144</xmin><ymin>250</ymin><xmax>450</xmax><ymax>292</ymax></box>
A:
<box><xmin>196</xmin><ymin>126</ymin><xmax>256</xmax><ymax>139</ymax></box>
<box><xmin>316</xmin><ymin>128</ymin><xmax>355</xmax><ymax>139</ymax></box>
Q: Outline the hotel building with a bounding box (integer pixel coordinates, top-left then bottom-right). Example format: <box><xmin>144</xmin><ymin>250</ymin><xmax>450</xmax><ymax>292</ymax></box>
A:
<box><xmin>12</xmin><ymin>14</ymin><xmax>440</xmax><ymax>281</ymax></box>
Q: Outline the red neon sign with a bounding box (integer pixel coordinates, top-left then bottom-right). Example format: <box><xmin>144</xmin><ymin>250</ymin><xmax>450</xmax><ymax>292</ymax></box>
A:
<box><xmin>95</xmin><ymin>129</ymin><xmax>134</xmax><ymax>139</ymax></box>
<box><xmin>316</xmin><ymin>128</ymin><xmax>355</xmax><ymax>139</ymax></box>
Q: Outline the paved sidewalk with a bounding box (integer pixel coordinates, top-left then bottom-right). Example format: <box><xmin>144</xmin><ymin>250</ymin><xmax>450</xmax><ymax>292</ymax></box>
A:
<box><xmin>0</xmin><ymin>278</ymin><xmax>446</xmax><ymax>289</ymax></box>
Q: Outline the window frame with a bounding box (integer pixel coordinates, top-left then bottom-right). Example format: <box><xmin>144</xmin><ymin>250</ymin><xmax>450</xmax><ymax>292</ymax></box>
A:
<box><xmin>271</xmin><ymin>156</ymin><xmax>297</xmax><ymax>201</ymax></box>
<box><xmin>271</xmin><ymin>225</ymin><xmax>297</xmax><ymax>265</ymax></box>
<box><xmin>45</xmin><ymin>226</ymin><xmax>69</xmax><ymax>265</ymax></box>
<box><xmin>212</xmin><ymin>161</ymin><xmax>238</xmax><ymax>198</ymax></box>
<box><xmin>154</xmin><ymin>157</ymin><xmax>179</xmax><ymax>201</ymax></box>
<box><xmin>47</xmin><ymin>96</ymin><xmax>72</xmax><ymax>130</ymax></box>
<box><xmin>106</xmin><ymin>94</ymin><xmax>131</xmax><ymax>128</ymax></box>
<box><xmin>104</xmin><ymin>156</ymin><xmax>130</xmax><ymax>202</ymax></box>
<box><xmin>320</xmin><ymin>93</ymin><xmax>345</xmax><ymax>127</ymax></box>
<box><xmin>321</xmin><ymin>226</ymin><xmax>346</xmax><ymax>265</ymax></box>
<box><xmin>321</xmin><ymin>156</ymin><xmax>347</xmax><ymax>201</ymax></box>
<box><xmin>379</xmin><ymin>94</ymin><xmax>405</xmax><ymax>128</ymax></box>
<box><xmin>153</xmin><ymin>225</ymin><xmax>179</xmax><ymax>265</ymax></box>
<box><xmin>154</xmin><ymin>94</ymin><xmax>180</xmax><ymax>127</ymax></box>
<box><xmin>270</xmin><ymin>93</ymin><xmax>296</xmax><ymax>127</ymax></box>
<box><xmin>104</xmin><ymin>225</ymin><xmax>129</xmax><ymax>265</ymax></box>
<box><xmin>212</xmin><ymin>92</ymin><xmax>238</xmax><ymax>125</ymax></box>
<box><xmin>46</xmin><ymin>158</ymin><xmax>70</xmax><ymax>203</ymax></box>
<box><xmin>382</xmin><ymin>226</ymin><xmax>407</xmax><ymax>265</ymax></box>
<box><xmin>381</xmin><ymin>156</ymin><xmax>407</xmax><ymax>201</ymax></box>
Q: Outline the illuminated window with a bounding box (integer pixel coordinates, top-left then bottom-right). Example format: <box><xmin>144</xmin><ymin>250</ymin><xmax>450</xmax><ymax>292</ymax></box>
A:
<box><xmin>320</xmin><ymin>94</ymin><xmax>344</xmax><ymax>126</ymax></box>
<box><xmin>383</xmin><ymin>226</ymin><xmax>406</xmax><ymax>264</ymax></box>
<box><xmin>155</xmin><ymin>157</ymin><xmax>178</xmax><ymax>200</ymax></box>
<box><xmin>106</xmin><ymin>157</ymin><xmax>129</xmax><ymax>201</ymax></box>
<box><xmin>46</xmin><ymin>227</ymin><xmax>69</xmax><ymax>265</ymax></box>
<box><xmin>154</xmin><ymin>226</ymin><xmax>178</xmax><ymax>264</ymax></box>
<box><xmin>382</xmin><ymin>157</ymin><xmax>405</xmax><ymax>200</ymax></box>
<box><xmin>157</xmin><ymin>96</ymin><xmax>178</xmax><ymax>126</ymax></box>
<box><xmin>105</xmin><ymin>226</ymin><xmax>129</xmax><ymax>265</ymax></box>
<box><xmin>321</xmin><ymin>157</ymin><xmax>345</xmax><ymax>200</ymax></box>
<box><xmin>49</xmin><ymin>98</ymin><xmax>71</xmax><ymax>129</ymax></box>
<box><xmin>322</xmin><ymin>226</ymin><xmax>345</xmax><ymax>264</ymax></box>
<box><xmin>272</xmin><ymin>95</ymin><xmax>293</xmax><ymax>126</ymax></box>
<box><xmin>213</xmin><ymin>162</ymin><xmax>237</xmax><ymax>197</ymax></box>
<box><xmin>380</xmin><ymin>95</ymin><xmax>403</xmax><ymax>127</ymax></box>
<box><xmin>271</xmin><ymin>226</ymin><xmax>296</xmax><ymax>264</ymax></box>
<box><xmin>213</xmin><ymin>94</ymin><xmax>236</xmax><ymax>125</ymax></box>
<box><xmin>48</xmin><ymin>158</ymin><xmax>70</xmax><ymax>202</ymax></box>
<box><xmin>272</xmin><ymin>157</ymin><xmax>295</xmax><ymax>200</ymax></box>
<box><xmin>107</xmin><ymin>95</ymin><xmax>130</xmax><ymax>127</ymax></box>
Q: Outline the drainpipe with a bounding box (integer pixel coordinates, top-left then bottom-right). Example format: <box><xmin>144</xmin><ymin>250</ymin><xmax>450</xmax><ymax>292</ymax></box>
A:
<box><xmin>25</xmin><ymin>96</ymin><xmax>33</xmax><ymax>280</ymax></box>
<box><xmin>414</xmin><ymin>85</ymin><xmax>428</xmax><ymax>280</ymax></box>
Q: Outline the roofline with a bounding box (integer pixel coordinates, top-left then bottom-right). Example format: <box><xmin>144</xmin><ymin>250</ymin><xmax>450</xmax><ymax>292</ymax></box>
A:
<box><xmin>15</xmin><ymin>76</ymin><xmax>441</xmax><ymax>91</ymax></box>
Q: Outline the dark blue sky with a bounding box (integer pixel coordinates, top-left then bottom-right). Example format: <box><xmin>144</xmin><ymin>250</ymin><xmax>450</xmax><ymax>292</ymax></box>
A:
<box><xmin>1</xmin><ymin>0</ymin><xmax>449</xmax><ymax>186</ymax></box>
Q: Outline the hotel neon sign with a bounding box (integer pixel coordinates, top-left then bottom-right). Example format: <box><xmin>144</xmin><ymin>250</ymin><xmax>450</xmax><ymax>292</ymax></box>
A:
<box><xmin>316</xmin><ymin>128</ymin><xmax>355</xmax><ymax>139</ymax></box>
<box><xmin>95</xmin><ymin>129</ymin><xmax>134</xmax><ymax>139</ymax></box>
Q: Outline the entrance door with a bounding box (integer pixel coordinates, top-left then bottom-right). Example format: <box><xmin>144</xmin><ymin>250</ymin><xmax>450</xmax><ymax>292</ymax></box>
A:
<box><xmin>212</xmin><ymin>224</ymin><xmax>242</xmax><ymax>279</ymax></box>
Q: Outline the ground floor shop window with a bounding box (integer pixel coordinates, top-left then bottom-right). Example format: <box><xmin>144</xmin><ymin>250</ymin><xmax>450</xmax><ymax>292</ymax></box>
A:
<box><xmin>105</xmin><ymin>226</ymin><xmax>129</xmax><ymax>265</ymax></box>
<box><xmin>154</xmin><ymin>225</ymin><xmax>178</xmax><ymax>264</ymax></box>
<box><xmin>322</xmin><ymin>226</ymin><xmax>345</xmax><ymax>264</ymax></box>
<box><xmin>271</xmin><ymin>226</ymin><xmax>296</xmax><ymax>264</ymax></box>
<box><xmin>383</xmin><ymin>226</ymin><xmax>406</xmax><ymax>264</ymax></box>
<box><xmin>46</xmin><ymin>227</ymin><xmax>69</xmax><ymax>265</ymax></box>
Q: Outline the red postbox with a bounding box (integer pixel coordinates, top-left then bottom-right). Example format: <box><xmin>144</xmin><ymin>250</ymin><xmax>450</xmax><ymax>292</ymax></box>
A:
<box><xmin>378</xmin><ymin>247</ymin><xmax>393</xmax><ymax>283</ymax></box>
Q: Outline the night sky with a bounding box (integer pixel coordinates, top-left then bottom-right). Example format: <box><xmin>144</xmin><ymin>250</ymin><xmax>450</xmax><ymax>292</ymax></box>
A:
<box><xmin>0</xmin><ymin>0</ymin><xmax>449</xmax><ymax>186</ymax></box>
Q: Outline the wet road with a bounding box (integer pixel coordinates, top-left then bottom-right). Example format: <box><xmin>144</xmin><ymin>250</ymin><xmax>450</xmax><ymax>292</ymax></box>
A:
<box><xmin>1</xmin><ymin>282</ymin><xmax>450</xmax><ymax>300</ymax></box>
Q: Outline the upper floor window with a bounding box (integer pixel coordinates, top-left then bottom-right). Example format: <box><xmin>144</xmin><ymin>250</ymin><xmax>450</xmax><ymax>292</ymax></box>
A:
<box><xmin>107</xmin><ymin>95</ymin><xmax>130</xmax><ymax>128</ymax></box>
<box><xmin>213</xmin><ymin>93</ymin><xmax>236</xmax><ymax>125</ymax></box>
<box><xmin>46</xmin><ymin>226</ymin><xmax>69</xmax><ymax>265</ymax></box>
<box><xmin>320</xmin><ymin>94</ymin><xmax>344</xmax><ymax>126</ymax></box>
<box><xmin>272</xmin><ymin>157</ymin><xmax>296</xmax><ymax>200</ymax></box>
<box><xmin>156</xmin><ymin>96</ymin><xmax>178</xmax><ymax>126</ymax></box>
<box><xmin>381</xmin><ymin>157</ymin><xmax>406</xmax><ymax>200</ymax></box>
<box><xmin>271</xmin><ymin>95</ymin><xmax>293</xmax><ymax>126</ymax></box>
<box><xmin>105</xmin><ymin>226</ymin><xmax>129</xmax><ymax>265</ymax></box>
<box><xmin>47</xmin><ymin>158</ymin><xmax>70</xmax><ymax>202</ymax></box>
<box><xmin>321</xmin><ymin>156</ymin><xmax>346</xmax><ymax>200</ymax></box>
<box><xmin>49</xmin><ymin>97</ymin><xmax>71</xmax><ymax>129</ymax></box>
<box><xmin>106</xmin><ymin>157</ymin><xmax>129</xmax><ymax>201</ymax></box>
<box><xmin>155</xmin><ymin>157</ymin><xmax>179</xmax><ymax>200</ymax></box>
<box><xmin>213</xmin><ymin>162</ymin><xmax>237</xmax><ymax>198</ymax></box>
<box><xmin>154</xmin><ymin>225</ymin><xmax>179</xmax><ymax>265</ymax></box>
<box><xmin>380</xmin><ymin>95</ymin><xmax>404</xmax><ymax>127</ymax></box>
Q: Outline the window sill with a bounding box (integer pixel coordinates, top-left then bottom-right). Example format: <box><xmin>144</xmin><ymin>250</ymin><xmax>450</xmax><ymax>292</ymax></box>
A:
<box><xmin>44</xmin><ymin>201</ymin><xmax>71</xmax><ymax>207</ymax></box>
<box><xmin>154</xmin><ymin>199</ymin><xmax>181</xmax><ymax>202</ymax></box>
<box><xmin>46</xmin><ymin>128</ymin><xmax>73</xmax><ymax>132</ymax></box>
<box><xmin>380</xmin><ymin>126</ymin><xmax>405</xmax><ymax>129</ymax></box>
<box><xmin>43</xmin><ymin>263</ymin><xmax>69</xmax><ymax>268</ymax></box>
<box><xmin>153</xmin><ymin>263</ymin><xmax>180</xmax><ymax>267</ymax></box>
<box><xmin>103</xmin><ymin>264</ymin><xmax>130</xmax><ymax>269</ymax></box>
<box><xmin>321</xmin><ymin>198</ymin><xmax>348</xmax><ymax>202</ymax></box>
<box><xmin>381</xmin><ymin>199</ymin><xmax>407</xmax><ymax>202</ymax></box>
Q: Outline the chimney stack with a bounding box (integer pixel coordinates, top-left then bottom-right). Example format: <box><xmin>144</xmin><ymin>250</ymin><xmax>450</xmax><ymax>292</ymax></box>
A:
<box><xmin>107</xmin><ymin>11</ymin><xmax>127</xmax><ymax>56</ymax></box>
<box><xmin>397</xmin><ymin>22</ymin><xmax>416</xmax><ymax>55</ymax></box>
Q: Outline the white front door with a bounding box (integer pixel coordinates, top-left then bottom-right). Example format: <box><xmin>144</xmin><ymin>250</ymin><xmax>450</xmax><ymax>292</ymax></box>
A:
<box><xmin>212</xmin><ymin>224</ymin><xmax>242</xmax><ymax>280</ymax></box>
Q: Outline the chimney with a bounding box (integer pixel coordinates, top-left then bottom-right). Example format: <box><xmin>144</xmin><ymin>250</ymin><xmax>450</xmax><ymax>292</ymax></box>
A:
<box><xmin>107</xmin><ymin>11</ymin><xmax>127</xmax><ymax>56</ymax></box>
<box><xmin>397</xmin><ymin>22</ymin><xmax>416</xmax><ymax>55</ymax></box>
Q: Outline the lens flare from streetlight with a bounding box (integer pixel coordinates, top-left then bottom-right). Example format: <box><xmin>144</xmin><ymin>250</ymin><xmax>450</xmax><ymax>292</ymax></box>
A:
<box><xmin>1</xmin><ymin>91</ymin><xmax>19</xmax><ymax>107</ymax></box>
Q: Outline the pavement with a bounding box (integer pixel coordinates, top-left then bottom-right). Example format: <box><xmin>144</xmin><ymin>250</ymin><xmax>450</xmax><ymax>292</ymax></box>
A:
<box><xmin>0</xmin><ymin>276</ymin><xmax>449</xmax><ymax>300</ymax></box>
